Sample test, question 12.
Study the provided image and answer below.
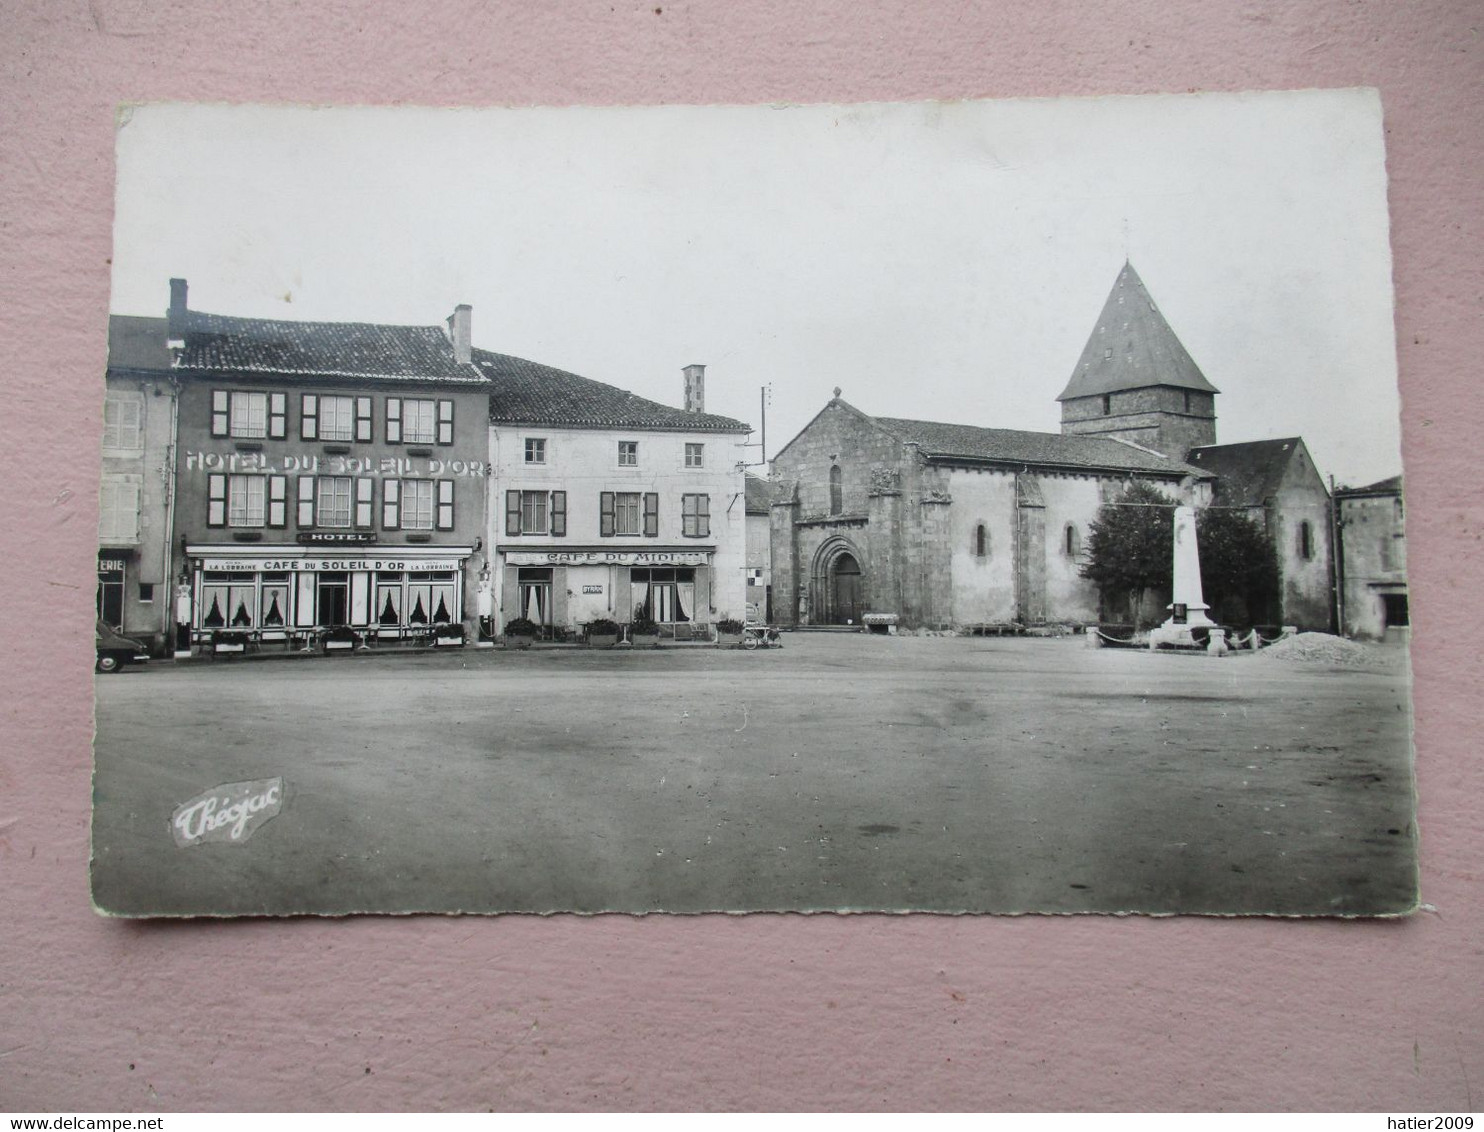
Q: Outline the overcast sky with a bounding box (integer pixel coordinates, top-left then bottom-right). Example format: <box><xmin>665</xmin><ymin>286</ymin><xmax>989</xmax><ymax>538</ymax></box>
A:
<box><xmin>112</xmin><ymin>90</ymin><xmax>1401</xmax><ymax>487</ymax></box>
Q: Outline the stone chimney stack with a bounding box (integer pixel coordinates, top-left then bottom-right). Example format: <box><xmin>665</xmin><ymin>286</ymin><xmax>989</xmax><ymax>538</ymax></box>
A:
<box><xmin>168</xmin><ymin>278</ymin><xmax>188</xmax><ymax>337</ymax></box>
<box><xmin>447</xmin><ymin>304</ymin><xmax>472</xmax><ymax>365</ymax></box>
<box><xmin>683</xmin><ymin>363</ymin><xmax>706</xmax><ymax>413</ymax></box>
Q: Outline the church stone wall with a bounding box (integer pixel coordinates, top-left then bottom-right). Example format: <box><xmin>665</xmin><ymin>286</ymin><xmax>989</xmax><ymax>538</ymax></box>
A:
<box><xmin>1038</xmin><ymin>474</ymin><xmax>1105</xmax><ymax>623</ymax></box>
<box><xmin>1061</xmin><ymin>387</ymin><xmax>1216</xmax><ymax>457</ymax></box>
<box><xmin>1267</xmin><ymin>451</ymin><xmax>1335</xmax><ymax>630</ymax></box>
<box><xmin>946</xmin><ymin>468</ymin><xmax>1018</xmax><ymax>625</ymax></box>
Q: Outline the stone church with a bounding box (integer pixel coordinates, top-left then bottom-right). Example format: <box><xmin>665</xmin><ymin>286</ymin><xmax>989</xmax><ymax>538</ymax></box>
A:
<box><xmin>768</xmin><ymin>262</ymin><xmax>1335</xmax><ymax>632</ymax></box>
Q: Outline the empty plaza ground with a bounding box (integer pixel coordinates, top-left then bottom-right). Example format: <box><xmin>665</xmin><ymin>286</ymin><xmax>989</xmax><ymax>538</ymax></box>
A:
<box><xmin>90</xmin><ymin>634</ymin><xmax>1416</xmax><ymax>917</ymax></box>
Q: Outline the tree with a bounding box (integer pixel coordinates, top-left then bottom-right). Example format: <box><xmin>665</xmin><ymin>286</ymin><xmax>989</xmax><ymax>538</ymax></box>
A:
<box><xmin>1080</xmin><ymin>481</ymin><xmax>1175</xmax><ymax>628</ymax></box>
<box><xmin>1195</xmin><ymin>507</ymin><xmax>1280</xmax><ymax>627</ymax></box>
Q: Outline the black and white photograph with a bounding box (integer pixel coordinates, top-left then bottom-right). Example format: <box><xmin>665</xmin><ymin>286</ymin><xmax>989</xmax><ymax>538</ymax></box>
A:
<box><xmin>91</xmin><ymin>90</ymin><xmax>1414</xmax><ymax>917</ymax></box>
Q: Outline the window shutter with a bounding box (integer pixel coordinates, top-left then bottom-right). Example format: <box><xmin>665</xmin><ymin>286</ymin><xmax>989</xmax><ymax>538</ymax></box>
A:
<box><xmin>698</xmin><ymin>493</ymin><xmax>710</xmax><ymax>538</ymax></box>
<box><xmin>356</xmin><ymin>397</ymin><xmax>373</xmax><ymax>442</ymax></box>
<box><xmin>505</xmin><ymin>490</ymin><xmax>521</xmax><ymax>537</ymax></box>
<box><xmin>122</xmin><ymin>483</ymin><xmax>141</xmax><ymax>540</ymax></box>
<box><xmin>267</xmin><ymin>475</ymin><xmax>287</xmax><ymax>528</ymax></box>
<box><xmin>437</xmin><ymin>400</ymin><xmax>454</xmax><ymax>445</ymax></box>
<box><xmin>269</xmin><ymin>393</ymin><xmax>287</xmax><ymax>439</ymax></box>
<box><xmin>600</xmin><ymin>492</ymin><xmax>615</xmax><ymax>538</ymax></box>
<box><xmin>386</xmin><ymin>398</ymin><xmax>402</xmax><ymax>444</ymax></box>
<box><xmin>551</xmin><ymin>491</ymin><xmax>567</xmax><ymax>537</ymax></box>
<box><xmin>297</xmin><ymin>476</ymin><xmax>315</xmax><ymax>527</ymax></box>
<box><xmin>211</xmin><ymin>391</ymin><xmax>229</xmax><ymax>437</ymax></box>
<box><xmin>207</xmin><ymin>474</ymin><xmax>226</xmax><ymax>527</ymax></box>
<box><xmin>301</xmin><ymin>394</ymin><xmax>318</xmax><ymax>441</ymax></box>
<box><xmin>643</xmin><ymin>493</ymin><xmax>659</xmax><ymax>538</ymax></box>
<box><xmin>436</xmin><ymin>480</ymin><xmax>455</xmax><ymax>530</ymax></box>
<box><xmin>382</xmin><ymin>479</ymin><xmax>400</xmax><ymax>530</ymax></box>
<box><xmin>355</xmin><ymin>478</ymin><xmax>374</xmax><ymax>528</ymax></box>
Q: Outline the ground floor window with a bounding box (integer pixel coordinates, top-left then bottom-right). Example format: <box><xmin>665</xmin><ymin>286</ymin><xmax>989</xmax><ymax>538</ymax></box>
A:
<box><xmin>632</xmin><ymin>567</ymin><xmax>696</xmax><ymax>624</ymax></box>
<box><xmin>517</xmin><ymin>567</ymin><xmax>554</xmax><ymax>626</ymax></box>
<box><xmin>97</xmin><ymin>558</ymin><xmax>126</xmax><ymax>628</ymax></box>
<box><xmin>1381</xmin><ymin>592</ymin><xmax>1409</xmax><ymax>628</ymax></box>
<box><xmin>195</xmin><ymin>566</ymin><xmax>460</xmax><ymax>638</ymax></box>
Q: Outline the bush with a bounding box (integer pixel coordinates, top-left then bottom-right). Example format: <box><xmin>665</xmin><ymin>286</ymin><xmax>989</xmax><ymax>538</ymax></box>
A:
<box><xmin>715</xmin><ymin>618</ymin><xmax>745</xmax><ymax>635</ymax></box>
<box><xmin>586</xmin><ymin>618</ymin><xmax>620</xmax><ymax>638</ymax></box>
<box><xmin>504</xmin><ymin>617</ymin><xmax>540</xmax><ymax>638</ymax></box>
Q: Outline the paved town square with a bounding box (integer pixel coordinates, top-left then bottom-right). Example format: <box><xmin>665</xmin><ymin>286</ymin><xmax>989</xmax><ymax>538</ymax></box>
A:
<box><xmin>91</xmin><ymin>634</ymin><xmax>1415</xmax><ymax>917</ymax></box>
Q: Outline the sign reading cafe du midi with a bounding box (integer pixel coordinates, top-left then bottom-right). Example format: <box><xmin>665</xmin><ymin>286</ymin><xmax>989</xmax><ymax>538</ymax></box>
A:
<box><xmin>183</xmin><ymin>451</ymin><xmax>490</xmax><ymax>478</ymax></box>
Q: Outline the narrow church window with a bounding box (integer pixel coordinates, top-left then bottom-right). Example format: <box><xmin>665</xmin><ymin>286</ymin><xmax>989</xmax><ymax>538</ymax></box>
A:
<box><xmin>1064</xmin><ymin>523</ymin><xmax>1081</xmax><ymax>558</ymax></box>
<box><xmin>1298</xmin><ymin>520</ymin><xmax>1314</xmax><ymax>560</ymax></box>
<box><xmin>1101</xmin><ymin>394</ymin><xmax>1111</xmax><ymax>415</ymax></box>
<box><xmin>1183</xmin><ymin>390</ymin><xmax>1192</xmax><ymax>413</ymax></box>
<box><xmin>974</xmin><ymin>524</ymin><xmax>988</xmax><ymax>559</ymax></box>
<box><xmin>829</xmin><ymin>465</ymin><xmax>843</xmax><ymax>516</ymax></box>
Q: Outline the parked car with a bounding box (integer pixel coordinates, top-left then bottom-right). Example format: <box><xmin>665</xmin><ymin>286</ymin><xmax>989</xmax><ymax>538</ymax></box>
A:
<box><xmin>96</xmin><ymin>619</ymin><xmax>150</xmax><ymax>673</ymax></box>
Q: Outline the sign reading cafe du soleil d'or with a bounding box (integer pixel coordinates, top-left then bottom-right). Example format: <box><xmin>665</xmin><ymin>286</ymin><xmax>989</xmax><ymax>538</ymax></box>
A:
<box><xmin>183</xmin><ymin>451</ymin><xmax>490</xmax><ymax>478</ymax></box>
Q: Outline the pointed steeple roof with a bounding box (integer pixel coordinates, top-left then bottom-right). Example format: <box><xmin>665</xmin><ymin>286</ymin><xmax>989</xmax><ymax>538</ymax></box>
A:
<box><xmin>1056</xmin><ymin>262</ymin><xmax>1219</xmax><ymax>401</ymax></box>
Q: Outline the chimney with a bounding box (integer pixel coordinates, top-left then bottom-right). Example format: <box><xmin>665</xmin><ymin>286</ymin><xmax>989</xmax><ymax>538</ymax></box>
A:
<box><xmin>683</xmin><ymin>363</ymin><xmax>706</xmax><ymax>413</ymax></box>
<box><xmin>447</xmin><ymin>304</ymin><xmax>472</xmax><ymax>365</ymax></box>
<box><xmin>168</xmin><ymin>278</ymin><xmax>188</xmax><ymax>338</ymax></box>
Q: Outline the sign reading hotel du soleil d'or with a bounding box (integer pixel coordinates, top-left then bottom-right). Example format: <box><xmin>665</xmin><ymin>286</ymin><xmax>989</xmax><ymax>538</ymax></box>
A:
<box><xmin>183</xmin><ymin>451</ymin><xmax>490</xmax><ymax>478</ymax></box>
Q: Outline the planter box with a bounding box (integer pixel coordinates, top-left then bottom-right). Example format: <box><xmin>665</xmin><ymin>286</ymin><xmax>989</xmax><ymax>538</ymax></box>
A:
<box><xmin>631</xmin><ymin>634</ymin><xmax>659</xmax><ymax>649</ymax></box>
<box><xmin>504</xmin><ymin>636</ymin><xmax>534</xmax><ymax>650</ymax></box>
<box><xmin>587</xmin><ymin>634</ymin><xmax>618</xmax><ymax>649</ymax></box>
<box><xmin>324</xmin><ymin>637</ymin><xmax>357</xmax><ymax>651</ymax></box>
<box><xmin>716</xmin><ymin>633</ymin><xmax>744</xmax><ymax>649</ymax></box>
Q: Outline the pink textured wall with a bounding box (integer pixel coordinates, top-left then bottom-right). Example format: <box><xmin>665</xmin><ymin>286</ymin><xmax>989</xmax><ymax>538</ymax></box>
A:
<box><xmin>3</xmin><ymin>1</ymin><xmax>1480</xmax><ymax>1111</ymax></box>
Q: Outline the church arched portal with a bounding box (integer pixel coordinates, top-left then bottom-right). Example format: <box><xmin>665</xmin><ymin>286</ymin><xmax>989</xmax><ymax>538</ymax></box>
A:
<box><xmin>811</xmin><ymin>538</ymin><xmax>867</xmax><ymax>626</ymax></box>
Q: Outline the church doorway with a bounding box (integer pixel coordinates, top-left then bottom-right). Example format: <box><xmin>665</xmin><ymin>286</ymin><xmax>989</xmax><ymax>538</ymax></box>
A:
<box><xmin>830</xmin><ymin>552</ymin><xmax>864</xmax><ymax>625</ymax></box>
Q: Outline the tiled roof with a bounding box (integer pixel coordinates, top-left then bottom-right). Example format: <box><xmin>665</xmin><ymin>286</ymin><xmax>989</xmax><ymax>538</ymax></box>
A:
<box><xmin>745</xmin><ymin>473</ymin><xmax>774</xmax><ymax>513</ymax></box>
<box><xmin>1057</xmin><ymin>262</ymin><xmax>1219</xmax><ymax>401</ymax></box>
<box><xmin>874</xmin><ymin>416</ymin><xmax>1209</xmax><ymax>477</ymax></box>
<box><xmin>476</xmin><ymin>347</ymin><xmax>750</xmax><ymax>432</ymax></box>
<box><xmin>107</xmin><ymin>315</ymin><xmax>172</xmax><ymax>373</ymax></box>
<box><xmin>1336</xmin><ymin>474</ymin><xmax>1403</xmax><ymax>496</ymax></box>
<box><xmin>1186</xmin><ymin>438</ymin><xmax>1303</xmax><ymax>506</ymax></box>
<box><xmin>173</xmin><ymin>310</ymin><xmax>487</xmax><ymax>385</ymax></box>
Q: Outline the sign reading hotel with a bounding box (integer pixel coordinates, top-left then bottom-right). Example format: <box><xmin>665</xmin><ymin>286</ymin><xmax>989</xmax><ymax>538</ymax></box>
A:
<box><xmin>505</xmin><ymin>550</ymin><xmax>710</xmax><ymax>566</ymax></box>
<box><xmin>183</xmin><ymin>451</ymin><xmax>490</xmax><ymax>478</ymax></box>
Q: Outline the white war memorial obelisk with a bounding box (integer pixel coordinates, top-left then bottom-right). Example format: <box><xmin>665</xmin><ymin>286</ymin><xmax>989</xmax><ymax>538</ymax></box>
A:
<box><xmin>1149</xmin><ymin>505</ymin><xmax>1226</xmax><ymax>653</ymax></box>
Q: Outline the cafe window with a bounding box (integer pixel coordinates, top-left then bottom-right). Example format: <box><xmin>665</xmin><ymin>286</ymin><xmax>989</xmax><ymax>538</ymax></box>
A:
<box><xmin>631</xmin><ymin>567</ymin><xmax>696</xmax><ymax>625</ymax></box>
<box><xmin>618</xmin><ymin>440</ymin><xmax>638</xmax><ymax>467</ymax></box>
<box><xmin>516</xmin><ymin>567</ymin><xmax>553</xmax><ymax>627</ymax></box>
<box><xmin>685</xmin><ymin>443</ymin><xmax>704</xmax><ymax>468</ymax></box>
<box><xmin>102</xmin><ymin>395</ymin><xmax>142</xmax><ymax>451</ymax></box>
<box><xmin>200</xmin><ymin>571</ymin><xmax>258</xmax><ymax>630</ymax></box>
<box><xmin>211</xmin><ymin>390</ymin><xmax>285</xmax><ymax>440</ymax></box>
<box><xmin>682</xmin><ymin>493</ymin><xmax>710</xmax><ymax>538</ymax></box>
<box><xmin>525</xmin><ymin>438</ymin><xmax>546</xmax><ymax>464</ymax></box>
<box><xmin>98</xmin><ymin>478</ymin><xmax>140</xmax><ymax>543</ymax></box>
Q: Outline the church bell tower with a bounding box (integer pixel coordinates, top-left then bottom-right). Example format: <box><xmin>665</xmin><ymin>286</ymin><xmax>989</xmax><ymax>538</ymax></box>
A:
<box><xmin>1057</xmin><ymin>262</ymin><xmax>1218</xmax><ymax>458</ymax></box>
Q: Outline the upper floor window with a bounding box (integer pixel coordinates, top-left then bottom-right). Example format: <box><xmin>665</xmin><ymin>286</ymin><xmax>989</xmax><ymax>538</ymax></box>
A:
<box><xmin>829</xmin><ymin>465</ymin><xmax>843</xmax><ymax>516</ymax></box>
<box><xmin>99</xmin><ymin>478</ymin><xmax>140</xmax><ymax>543</ymax></box>
<box><xmin>316</xmin><ymin>476</ymin><xmax>354</xmax><ymax>529</ymax></box>
<box><xmin>301</xmin><ymin>394</ymin><xmax>368</xmax><ymax>442</ymax></box>
<box><xmin>600</xmin><ymin>491</ymin><xmax>658</xmax><ymax>537</ymax></box>
<box><xmin>682</xmin><ymin>494</ymin><xmax>710</xmax><ymax>538</ymax></box>
<box><xmin>1064</xmin><ymin>522</ymin><xmax>1081</xmax><ymax>558</ymax></box>
<box><xmin>102</xmin><ymin>395</ymin><xmax>142</xmax><ymax>451</ymax></box>
<box><xmin>685</xmin><ymin>443</ymin><xmax>704</xmax><ymax>468</ymax></box>
<box><xmin>207</xmin><ymin>473</ymin><xmax>287</xmax><ymax>530</ymax></box>
<box><xmin>1183</xmin><ymin>390</ymin><xmax>1193</xmax><ymax>413</ymax></box>
<box><xmin>618</xmin><ymin>441</ymin><xmax>639</xmax><ymax>467</ymax></box>
<box><xmin>386</xmin><ymin>479</ymin><xmax>455</xmax><ymax>532</ymax></box>
<box><xmin>212</xmin><ymin>390</ymin><xmax>286</xmax><ymax>440</ymax></box>
<box><xmin>1298</xmin><ymin>520</ymin><xmax>1314</xmax><ymax>561</ymax></box>
<box><xmin>974</xmin><ymin>523</ymin><xmax>989</xmax><ymax>559</ymax></box>
<box><xmin>503</xmin><ymin>489</ymin><xmax>565</xmax><ymax>537</ymax></box>
<box><xmin>386</xmin><ymin>398</ymin><xmax>454</xmax><ymax>446</ymax></box>
<box><xmin>525</xmin><ymin>438</ymin><xmax>547</xmax><ymax>464</ymax></box>
<box><xmin>1101</xmin><ymin>393</ymin><xmax>1112</xmax><ymax>415</ymax></box>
